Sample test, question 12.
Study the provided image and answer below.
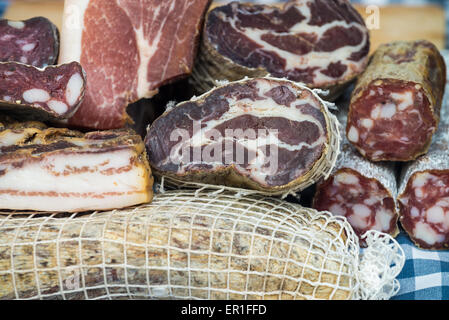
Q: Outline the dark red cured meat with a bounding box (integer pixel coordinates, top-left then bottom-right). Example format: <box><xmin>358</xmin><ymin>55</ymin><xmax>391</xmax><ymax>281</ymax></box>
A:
<box><xmin>347</xmin><ymin>40</ymin><xmax>446</xmax><ymax>162</ymax></box>
<box><xmin>144</xmin><ymin>77</ymin><xmax>340</xmax><ymax>195</ymax></box>
<box><xmin>0</xmin><ymin>17</ymin><xmax>59</xmax><ymax>68</ymax></box>
<box><xmin>59</xmin><ymin>0</ymin><xmax>211</xmax><ymax>130</ymax></box>
<box><xmin>313</xmin><ymin>168</ymin><xmax>398</xmax><ymax>247</ymax></box>
<box><xmin>192</xmin><ymin>0</ymin><xmax>370</xmax><ymax>100</ymax></box>
<box><xmin>0</xmin><ymin>61</ymin><xmax>86</xmax><ymax>121</ymax></box>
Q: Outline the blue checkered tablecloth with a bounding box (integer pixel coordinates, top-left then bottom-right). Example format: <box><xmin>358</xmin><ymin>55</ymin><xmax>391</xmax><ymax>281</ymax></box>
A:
<box><xmin>0</xmin><ymin>0</ymin><xmax>7</xmax><ymax>17</ymax></box>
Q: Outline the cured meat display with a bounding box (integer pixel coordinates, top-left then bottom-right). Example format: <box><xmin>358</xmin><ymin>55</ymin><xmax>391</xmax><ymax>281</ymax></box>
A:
<box><xmin>0</xmin><ymin>190</ymin><xmax>405</xmax><ymax>300</ymax></box>
<box><xmin>145</xmin><ymin>77</ymin><xmax>340</xmax><ymax>196</ymax></box>
<box><xmin>0</xmin><ymin>17</ymin><xmax>59</xmax><ymax>68</ymax></box>
<box><xmin>59</xmin><ymin>0</ymin><xmax>211</xmax><ymax>130</ymax></box>
<box><xmin>347</xmin><ymin>40</ymin><xmax>446</xmax><ymax>162</ymax></box>
<box><xmin>313</xmin><ymin>111</ymin><xmax>399</xmax><ymax>246</ymax></box>
<box><xmin>398</xmin><ymin>112</ymin><xmax>449</xmax><ymax>250</ymax></box>
<box><xmin>191</xmin><ymin>0</ymin><xmax>370</xmax><ymax>101</ymax></box>
<box><xmin>0</xmin><ymin>62</ymin><xmax>86</xmax><ymax>121</ymax></box>
<box><xmin>0</xmin><ymin>121</ymin><xmax>153</xmax><ymax>212</ymax></box>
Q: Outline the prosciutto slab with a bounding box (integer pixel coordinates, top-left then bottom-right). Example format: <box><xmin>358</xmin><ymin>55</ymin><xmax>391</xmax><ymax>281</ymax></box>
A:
<box><xmin>313</xmin><ymin>110</ymin><xmax>399</xmax><ymax>246</ymax></box>
<box><xmin>0</xmin><ymin>121</ymin><xmax>153</xmax><ymax>212</ymax></box>
<box><xmin>0</xmin><ymin>61</ymin><xmax>86</xmax><ymax>121</ymax></box>
<box><xmin>0</xmin><ymin>17</ymin><xmax>59</xmax><ymax>68</ymax></box>
<box><xmin>145</xmin><ymin>77</ymin><xmax>340</xmax><ymax>196</ymax></box>
<box><xmin>347</xmin><ymin>40</ymin><xmax>446</xmax><ymax>162</ymax></box>
<box><xmin>59</xmin><ymin>0</ymin><xmax>211</xmax><ymax>129</ymax></box>
<box><xmin>191</xmin><ymin>0</ymin><xmax>370</xmax><ymax>101</ymax></box>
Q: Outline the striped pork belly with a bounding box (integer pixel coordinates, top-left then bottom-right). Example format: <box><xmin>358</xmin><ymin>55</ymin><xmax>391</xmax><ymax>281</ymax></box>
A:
<box><xmin>0</xmin><ymin>121</ymin><xmax>153</xmax><ymax>212</ymax></box>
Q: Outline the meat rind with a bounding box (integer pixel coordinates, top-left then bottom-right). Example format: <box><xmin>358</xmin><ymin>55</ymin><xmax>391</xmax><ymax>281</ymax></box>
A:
<box><xmin>347</xmin><ymin>40</ymin><xmax>446</xmax><ymax>162</ymax></box>
<box><xmin>191</xmin><ymin>0</ymin><xmax>370</xmax><ymax>101</ymax></box>
<box><xmin>0</xmin><ymin>17</ymin><xmax>59</xmax><ymax>68</ymax></box>
<box><xmin>145</xmin><ymin>77</ymin><xmax>340</xmax><ymax>197</ymax></box>
<box><xmin>0</xmin><ymin>189</ymin><xmax>401</xmax><ymax>300</ymax></box>
<box><xmin>0</xmin><ymin>61</ymin><xmax>86</xmax><ymax>121</ymax></box>
<box><xmin>0</xmin><ymin>121</ymin><xmax>153</xmax><ymax>212</ymax></box>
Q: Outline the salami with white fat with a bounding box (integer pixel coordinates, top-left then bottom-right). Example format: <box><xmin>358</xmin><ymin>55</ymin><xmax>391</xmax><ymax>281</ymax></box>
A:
<box><xmin>347</xmin><ymin>40</ymin><xmax>446</xmax><ymax>162</ymax></box>
<box><xmin>145</xmin><ymin>77</ymin><xmax>340</xmax><ymax>196</ymax></box>
<box><xmin>191</xmin><ymin>0</ymin><xmax>370</xmax><ymax>101</ymax></box>
<box><xmin>0</xmin><ymin>62</ymin><xmax>86</xmax><ymax>121</ymax></box>
<box><xmin>398</xmin><ymin>103</ymin><xmax>449</xmax><ymax>250</ymax></box>
<box><xmin>313</xmin><ymin>110</ymin><xmax>399</xmax><ymax>246</ymax></box>
<box><xmin>0</xmin><ymin>17</ymin><xmax>59</xmax><ymax>68</ymax></box>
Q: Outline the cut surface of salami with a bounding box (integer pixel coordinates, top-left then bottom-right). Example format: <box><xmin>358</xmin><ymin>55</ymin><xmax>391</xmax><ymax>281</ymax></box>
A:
<box><xmin>0</xmin><ymin>62</ymin><xmax>86</xmax><ymax>121</ymax></box>
<box><xmin>145</xmin><ymin>77</ymin><xmax>340</xmax><ymax>196</ymax></box>
<box><xmin>0</xmin><ymin>121</ymin><xmax>153</xmax><ymax>212</ymax></box>
<box><xmin>0</xmin><ymin>17</ymin><xmax>59</xmax><ymax>68</ymax></box>
<box><xmin>347</xmin><ymin>40</ymin><xmax>446</xmax><ymax>162</ymax></box>
<box><xmin>192</xmin><ymin>0</ymin><xmax>370</xmax><ymax>100</ymax></box>
<box><xmin>59</xmin><ymin>0</ymin><xmax>211</xmax><ymax>129</ymax></box>
<box><xmin>313</xmin><ymin>111</ymin><xmax>399</xmax><ymax>246</ymax></box>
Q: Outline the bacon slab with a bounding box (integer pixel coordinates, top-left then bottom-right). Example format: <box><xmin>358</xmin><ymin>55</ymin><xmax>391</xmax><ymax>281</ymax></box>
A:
<box><xmin>0</xmin><ymin>121</ymin><xmax>153</xmax><ymax>212</ymax></box>
<box><xmin>191</xmin><ymin>0</ymin><xmax>370</xmax><ymax>101</ymax></box>
<box><xmin>347</xmin><ymin>40</ymin><xmax>446</xmax><ymax>162</ymax></box>
<box><xmin>59</xmin><ymin>0</ymin><xmax>211</xmax><ymax>130</ymax></box>
<box><xmin>398</xmin><ymin>106</ymin><xmax>449</xmax><ymax>249</ymax></box>
<box><xmin>145</xmin><ymin>77</ymin><xmax>340</xmax><ymax>196</ymax></box>
<box><xmin>0</xmin><ymin>62</ymin><xmax>86</xmax><ymax>121</ymax></box>
<box><xmin>0</xmin><ymin>17</ymin><xmax>59</xmax><ymax>68</ymax></box>
<box><xmin>313</xmin><ymin>110</ymin><xmax>399</xmax><ymax>246</ymax></box>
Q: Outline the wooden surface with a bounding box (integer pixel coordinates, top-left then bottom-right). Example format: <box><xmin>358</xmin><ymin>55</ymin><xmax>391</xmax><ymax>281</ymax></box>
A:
<box><xmin>3</xmin><ymin>1</ymin><xmax>447</xmax><ymax>52</ymax></box>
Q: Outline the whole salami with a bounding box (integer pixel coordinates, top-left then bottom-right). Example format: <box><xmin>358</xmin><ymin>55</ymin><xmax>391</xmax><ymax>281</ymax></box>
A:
<box><xmin>346</xmin><ymin>40</ymin><xmax>446</xmax><ymax>162</ymax></box>
<box><xmin>145</xmin><ymin>77</ymin><xmax>340</xmax><ymax>196</ymax></box>
<box><xmin>313</xmin><ymin>110</ymin><xmax>399</xmax><ymax>246</ymax></box>
<box><xmin>191</xmin><ymin>0</ymin><xmax>370</xmax><ymax>101</ymax></box>
<box><xmin>0</xmin><ymin>62</ymin><xmax>86</xmax><ymax>121</ymax></box>
<box><xmin>397</xmin><ymin>106</ymin><xmax>449</xmax><ymax>250</ymax></box>
<box><xmin>0</xmin><ymin>17</ymin><xmax>59</xmax><ymax>68</ymax></box>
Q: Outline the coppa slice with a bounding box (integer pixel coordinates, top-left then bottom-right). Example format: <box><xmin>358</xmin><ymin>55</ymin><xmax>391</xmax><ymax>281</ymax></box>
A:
<box><xmin>145</xmin><ymin>77</ymin><xmax>340</xmax><ymax>196</ymax></box>
<box><xmin>0</xmin><ymin>121</ymin><xmax>153</xmax><ymax>212</ymax></box>
<box><xmin>347</xmin><ymin>40</ymin><xmax>446</xmax><ymax>162</ymax></box>
<box><xmin>0</xmin><ymin>62</ymin><xmax>86</xmax><ymax>121</ymax></box>
<box><xmin>191</xmin><ymin>0</ymin><xmax>370</xmax><ymax>100</ymax></box>
<box><xmin>313</xmin><ymin>110</ymin><xmax>399</xmax><ymax>247</ymax></box>
<box><xmin>0</xmin><ymin>17</ymin><xmax>59</xmax><ymax>68</ymax></box>
<box><xmin>398</xmin><ymin>118</ymin><xmax>449</xmax><ymax>250</ymax></box>
<box><xmin>59</xmin><ymin>0</ymin><xmax>211</xmax><ymax>129</ymax></box>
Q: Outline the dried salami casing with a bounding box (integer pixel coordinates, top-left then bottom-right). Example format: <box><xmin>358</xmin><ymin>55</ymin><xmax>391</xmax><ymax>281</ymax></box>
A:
<box><xmin>0</xmin><ymin>17</ymin><xmax>59</xmax><ymax>68</ymax></box>
<box><xmin>0</xmin><ymin>61</ymin><xmax>86</xmax><ymax>121</ymax></box>
<box><xmin>145</xmin><ymin>77</ymin><xmax>340</xmax><ymax>196</ymax></box>
<box><xmin>0</xmin><ymin>190</ymin><xmax>405</xmax><ymax>300</ymax></box>
<box><xmin>347</xmin><ymin>40</ymin><xmax>446</xmax><ymax>162</ymax></box>
<box><xmin>191</xmin><ymin>0</ymin><xmax>370</xmax><ymax>101</ymax></box>
<box><xmin>397</xmin><ymin>105</ymin><xmax>449</xmax><ymax>250</ymax></box>
<box><xmin>0</xmin><ymin>121</ymin><xmax>153</xmax><ymax>212</ymax></box>
<box><xmin>313</xmin><ymin>110</ymin><xmax>399</xmax><ymax>246</ymax></box>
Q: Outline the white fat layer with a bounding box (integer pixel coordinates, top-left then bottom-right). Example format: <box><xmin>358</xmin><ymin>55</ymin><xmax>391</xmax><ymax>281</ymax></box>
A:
<box><xmin>48</xmin><ymin>100</ymin><xmax>68</xmax><ymax>114</ymax></box>
<box><xmin>348</xmin><ymin>214</ymin><xmax>367</xmax><ymax>230</ymax></box>
<box><xmin>380</xmin><ymin>103</ymin><xmax>397</xmax><ymax>118</ymax></box>
<box><xmin>65</xmin><ymin>73</ymin><xmax>84</xmax><ymax>106</ymax></box>
<box><xmin>7</xmin><ymin>21</ymin><xmax>25</xmax><ymax>29</ymax></box>
<box><xmin>414</xmin><ymin>221</ymin><xmax>444</xmax><ymax>245</ymax></box>
<box><xmin>412</xmin><ymin>172</ymin><xmax>433</xmax><ymax>188</ymax></box>
<box><xmin>334</xmin><ymin>172</ymin><xmax>359</xmax><ymax>185</ymax></box>
<box><xmin>391</xmin><ymin>91</ymin><xmax>414</xmax><ymax>111</ymax></box>
<box><xmin>0</xmin><ymin>129</ymin><xmax>38</xmax><ymax>147</ymax></box>
<box><xmin>23</xmin><ymin>89</ymin><xmax>50</xmax><ymax>103</ymax></box>
<box><xmin>329</xmin><ymin>203</ymin><xmax>345</xmax><ymax>216</ymax></box>
<box><xmin>352</xmin><ymin>204</ymin><xmax>371</xmax><ymax>218</ymax></box>
<box><xmin>426</xmin><ymin>206</ymin><xmax>445</xmax><ymax>224</ymax></box>
<box><xmin>347</xmin><ymin>126</ymin><xmax>359</xmax><ymax>143</ymax></box>
<box><xmin>221</xmin><ymin>1</ymin><xmax>368</xmax><ymax>86</ymax></box>
<box><xmin>373</xmin><ymin>208</ymin><xmax>393</xmax><ymax>232</ymax></box>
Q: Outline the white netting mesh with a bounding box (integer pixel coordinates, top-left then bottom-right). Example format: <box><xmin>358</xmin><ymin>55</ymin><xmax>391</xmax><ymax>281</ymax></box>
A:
<box><xmin>0</xmin><ymin>190</ymin><xmax>403</xmax><ymax>300</ymax></box>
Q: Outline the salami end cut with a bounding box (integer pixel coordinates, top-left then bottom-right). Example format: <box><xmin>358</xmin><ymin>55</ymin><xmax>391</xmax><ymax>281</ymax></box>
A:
<box><xmin>0</xmin><ymin>17</ymin><xmax>59</xmax><ymax>68</ymax></box>
<box><xmin>0</xmin><ymin>62</ymin><xmax>86</xmax><ymax>121</ymax></box>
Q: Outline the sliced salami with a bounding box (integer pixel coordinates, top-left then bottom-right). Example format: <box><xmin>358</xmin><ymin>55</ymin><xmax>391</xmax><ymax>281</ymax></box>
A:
<box><xmin>191</xmin><ymin>0</ymin><xmax>370</xmax><ymax>101</ymax></box>
<box><xmin>398</xmin><ymin>106</ymin><xmax>449</xmax><ymax>250</ymax></box>
<box><xmin>0</xmin><ymin>61</ymin><xmax>86</xmax><ymax>121</ymax></box>
<box><xmin>347</xmin><ymin>40</ymin><xmax>446</xmax><ymax>162</ymax></box>
<box><xmin>313</xmin><ymin>110</ymin><xmax>399</xmax><ymax>246</ymax></box>
<box><xmin>0</xmin><ymin>17</ymin><xmax>59</xmax><ymax>68</ymax></box>
<box><xmin>145</xmin><ymin>77</ymin><xmax>340</xmax><ymax>196</ymax></box>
